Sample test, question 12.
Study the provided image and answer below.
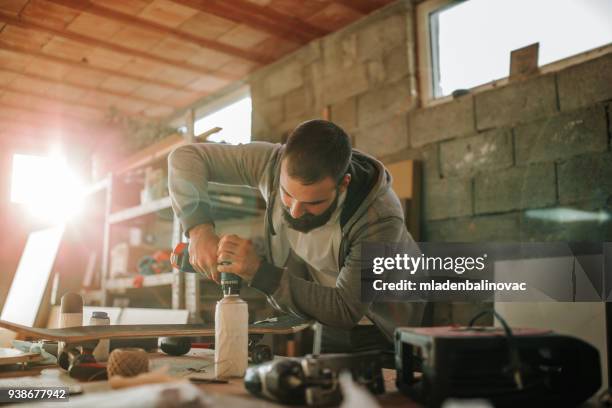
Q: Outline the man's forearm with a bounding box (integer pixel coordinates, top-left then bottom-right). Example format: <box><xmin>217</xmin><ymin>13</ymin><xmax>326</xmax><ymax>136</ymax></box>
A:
<box><xmin>249</xmin><ymin>260</ymin><xmax>365</xmax><ymax>329</ymax></box>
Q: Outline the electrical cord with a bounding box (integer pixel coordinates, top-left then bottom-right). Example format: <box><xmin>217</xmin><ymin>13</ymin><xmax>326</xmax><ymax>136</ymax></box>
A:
<box><xmin>468</xmin><ymin>310</ymin><xmax>524</xmax><ymax>390</ymax></box>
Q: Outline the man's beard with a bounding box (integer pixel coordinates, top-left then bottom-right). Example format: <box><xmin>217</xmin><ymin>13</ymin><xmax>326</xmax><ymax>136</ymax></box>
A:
<box><xmin>282</xmin><ymin>189</ymin><xmax>340</xmax><ymax>233</ymax></box>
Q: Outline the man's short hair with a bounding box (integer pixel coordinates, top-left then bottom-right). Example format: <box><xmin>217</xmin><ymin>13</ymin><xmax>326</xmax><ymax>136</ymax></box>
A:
<box><xmin>283</xmin><ymin>120</ymin><xmax>351</xmax><ymax>184</ymax></box>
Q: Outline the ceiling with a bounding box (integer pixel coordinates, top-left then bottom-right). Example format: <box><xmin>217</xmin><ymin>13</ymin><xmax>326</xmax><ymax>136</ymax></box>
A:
<box><xmin>0</xmin><ymin>0</ymin><xmax>394</xmax><ymax>146</ymax></box>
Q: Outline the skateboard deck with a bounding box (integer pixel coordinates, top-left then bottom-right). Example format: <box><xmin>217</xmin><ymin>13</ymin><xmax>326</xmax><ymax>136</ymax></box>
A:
<box><xmin>0</xmin><ymin>315</ymin><xmax>312</xmax><ymax>343</ymax></box>
<box><xmin>0</xmin><ymin>347</ymin><xmax>43</xmax><ymax>365</ymax></box>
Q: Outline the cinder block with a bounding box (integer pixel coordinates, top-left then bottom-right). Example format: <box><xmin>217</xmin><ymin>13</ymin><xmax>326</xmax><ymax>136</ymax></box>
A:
<box><xmin>354</xmin><ymin>113</ymin><xmax>409</xmax><ymax>158</ymax></box>
<box><xmin>557</xmin><ymin>152</ymin><xmax>612</xmax><ymax>205</ymax></box>
<box><xmin>440</xmin><ymin>128</ymin><xmax>513</xmax><ymax>177</ymax></box>
<box><xmin>357</xmin><ymin>78</ymin><xmax>412</xmax><ymax>127</ymax></box>
<box><xmin>331</xmin><ymin>97</ymin><xmax>357</xmax><ymax>132</ymax></box>
<box><xmin>425</xmin><ymin>212</ymin><xmax>521</xmax><ymax>242</ymax></box>
<box><xmin>322</xmin><ymin>33</ymin><xmax>358</xmax><ymax>77</ymax></box>
<box><xmin>424</xmin><ymin>176</ymin><xmax>472</xmax><ymax>221</ymax></box>
<box><xmin>383</xmin><ymin>45</ymin><xmax>410</xmax><ymax>84</ymax></box>
<box><xmin>305</xmin><ymin>61</ymin><xmax>325</xmax><ymax>109</ymax></box>
<box><xmin>367</xmin><ymin>59</ymin><xmax>386</xmax><ymax>86</ymax></box>
<box><xmin>294</xmin><ymin>40</ymin><xmax>322</xmax><ymax>66</ymax></box>
<box><xmin>474</xmin><ymin>163</ymin><xmax>556</xmax><ymax>214</ymax></box>
<box><xmin>558</xmin><ymin>53</ymin><xmax>612</xmax><ymax>111</ymax></box>
<box><xmin>284</xmin><ymin>86</ymin><xmax>312</xmax><ymax>120</ymax></box>
<box><xmin>357</xmin><ymin>13</ymin><xmax>407</xmax><ymax>62</ymax></box>
<box><xmin>515</xmin><ymin>105</ymin><xmax>608</xmax><ymax>165</ymax></box>
<box><xmin>321</xmin><ymin>64</ymin><xmax>369</xmax><ymax>105</ymax></box>
<box><xmin>420</xmin><ymin>144</ymin><xmax>441</xmax><ymax>182</ymax></box>
<box><xmin>408</xmin><ymin>96</ymin><xmax>474</xmax><ymax>147</ymax></box>
<box><xmin>475</xmin><ymin>75</ymin><xmax>558</xmax><ymax>130</ymax></box>
<box><xmin>263</xmin><ymin>61</ymin><xmax>303</xmax><ymax>99</ymax></box>
<box><xmin>252</xmin><ymin>96</ymin><xmax>284</xmax><ymax>128</ymax></box>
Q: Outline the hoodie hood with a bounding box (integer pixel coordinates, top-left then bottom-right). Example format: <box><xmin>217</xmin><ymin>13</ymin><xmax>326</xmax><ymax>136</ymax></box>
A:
<box><xmin>340</xmin><ymin>149</ymin><xmax>391</xmax><ymax>231</ymax></box>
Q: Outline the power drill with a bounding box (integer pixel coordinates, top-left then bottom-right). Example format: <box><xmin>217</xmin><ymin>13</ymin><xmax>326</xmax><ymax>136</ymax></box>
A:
<box><xmin>171</xmin><ymin>242</ymin><xmax>242</xmax><ymax>295</ymax></box>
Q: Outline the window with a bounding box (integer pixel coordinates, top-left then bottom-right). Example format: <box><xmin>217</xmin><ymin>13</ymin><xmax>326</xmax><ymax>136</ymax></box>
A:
<box><xmin>194</xmin><ymin>93</ymin><xmax>252</xmax><ymax>145</ymax></box>
<box><xmin>419</xmin><ymin>0</ymin><xmax>612</xmax><ymax>100</ymax></box>
<box><xmin>11</xmin><ymin>153</ymin><xmax>84</xmax><ymax>223</ymax></box>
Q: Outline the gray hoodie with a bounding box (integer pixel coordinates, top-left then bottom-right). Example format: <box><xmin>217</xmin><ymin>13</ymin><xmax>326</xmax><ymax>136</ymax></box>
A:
<box><xmin>168</xmin><ymin>141</ymin><xmax>426</xmax><ymax>341</ymax></box>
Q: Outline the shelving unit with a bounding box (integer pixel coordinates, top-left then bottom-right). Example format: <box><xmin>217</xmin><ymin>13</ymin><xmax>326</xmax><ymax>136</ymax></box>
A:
<box><xmin>81</xmin><ymin>133</ymin><xmax>267</xmax><ymax>322</ymax></box>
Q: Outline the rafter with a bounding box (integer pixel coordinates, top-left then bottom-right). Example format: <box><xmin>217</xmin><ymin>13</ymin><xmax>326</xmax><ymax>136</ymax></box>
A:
<box><xmin>0</xmin><ymin>42</ymin><xmax>184</xmax><ymax>91</ymax></box>
<box><xmin>0</xmin><ymin>105</ymin><xmax>104</xmax><ymax>130</ymax></box>
<box><xmin>0</xmin><ymin>87</ymin><xmax>110</xmax><ymax>119</ymax></box>
<box><xmin>0</xmin><ymin>121</ymin><xmax>109</xmax><ymax>141</ymax></box>
<box><xmin>0</xmin><ymin>11</ymin><xmax>240</xmax><ymax>79</ymax></box>
<box><xmin>333</xmin><ymin>0</ymin><xmax>391</xmax><ymax>14</ymax></box>
<box><xmin>0</xmin><ymin>100</ymin><xmax>109</xmax><ymax>126</ymax></box>
<box><xmin>0</xmin><ymin>84</ymin><xmax>148</xmax><ymax>118</ymax></box>
<box><xmin>45</xmin><ymin>0</ymin><xmax>273</xmax><ymax>63</ymax></box>
<box><xmin>170</xmin><ymin>0</ymin><xmax>328</xmax><ymax>42</ymax></box>
<box><xmin>0</xmin><ymin>67</ymin><xmax>174</xmax><ymax>107</ymax></box>
<box><xmin>0</xmin><ymin>129</ymin><xmax>47</xmax><ymax>145</ymax></box>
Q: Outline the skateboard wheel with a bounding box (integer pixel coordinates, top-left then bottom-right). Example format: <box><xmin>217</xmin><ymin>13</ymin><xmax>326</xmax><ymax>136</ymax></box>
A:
<box><xmin>160</xmin><ymin>337</ymin><xmax>191</xmax><ymax>356</ymax></box>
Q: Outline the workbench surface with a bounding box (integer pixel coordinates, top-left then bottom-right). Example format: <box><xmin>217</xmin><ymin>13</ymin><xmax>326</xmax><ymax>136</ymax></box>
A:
<box><xmin>0</xmin><ymin>349</ymin><xmax>419</xmax><ymax>407</ymax></box>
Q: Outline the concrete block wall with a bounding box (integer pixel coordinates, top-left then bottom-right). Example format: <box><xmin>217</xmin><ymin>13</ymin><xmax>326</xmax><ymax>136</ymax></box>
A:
<box><xmin>247</xmin><ymin>0</ymin><xmax>612</xmax><ymax>324</ymax></box>
<box><xmin>248</xmin><ymin>0</ymin><xmax>416</xmax><ymax>150</ymax></box>
<box><xmin>422</xmin><ymin>57</ymin><xmax>612</xmax><ymax>243</ymax></box>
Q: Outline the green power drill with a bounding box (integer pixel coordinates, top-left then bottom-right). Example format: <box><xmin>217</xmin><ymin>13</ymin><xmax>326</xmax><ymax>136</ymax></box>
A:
<box><xmin>171</xmin><ymin>242</ymin><xmax>242</xmax><ymax>295</ymax></box>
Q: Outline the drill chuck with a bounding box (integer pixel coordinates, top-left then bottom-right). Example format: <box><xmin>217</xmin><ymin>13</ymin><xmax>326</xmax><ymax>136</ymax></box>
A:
<box><xmin>172</xmin><ymin>243</ymin><xmax>242</xmax><ymax>295</ymax></box>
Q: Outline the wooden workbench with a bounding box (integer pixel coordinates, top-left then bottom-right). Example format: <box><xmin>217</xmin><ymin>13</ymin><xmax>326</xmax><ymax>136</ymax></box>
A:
<box><xmin>0</xmin><ymin>350</ymin><xmax>419</xmax><ymax>407</ymax></box>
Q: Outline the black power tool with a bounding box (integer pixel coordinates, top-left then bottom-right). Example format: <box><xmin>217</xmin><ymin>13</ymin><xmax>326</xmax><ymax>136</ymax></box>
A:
<box><xmin>171</xmin><ymin>242</ymin><xmax>242</xmax><ymax>295</ymax></box>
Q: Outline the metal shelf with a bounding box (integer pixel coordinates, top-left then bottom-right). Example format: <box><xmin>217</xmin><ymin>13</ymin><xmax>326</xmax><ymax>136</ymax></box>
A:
<box><xmin>108</xmin><ymin>196</ymin><xmax>172</xmax><ymax>225</ymax></box>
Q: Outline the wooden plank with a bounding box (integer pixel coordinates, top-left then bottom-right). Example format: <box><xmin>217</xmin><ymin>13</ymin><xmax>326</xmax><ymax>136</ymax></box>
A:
<box><xmin>170</xmin><ymin>0</ymin><xmax>327</xmax><ymax>43</ymax></box>
<box><xmin>0</xmin><ymin>82</ymin><xmax>141</xmax><ymax>116</ymax></box>
<box><xmin>0</xmin><ymin>121</ymin><xmax>108</xmax><ymax>141</ymax></box>
<box><xmin>0</xmin><ymin>11</ymin><xmax>240</xmax><ymax>79</ymax></box>
<box><xmin>45</xmin><ymin>0</ymin><xmax>272</xmax><ymax>64</ymax></box>
<box><xmin>0</xmin><ymin>42</ymin><xmax>185</xmax><ymax>91</ymax></box>
<box><xmin>334</xmin><ymin>0</ymin><xmax>391</xmax><ymax>14</ymax></box>
<box><xmin>387</xmin><ymin>160</ymin><xmax>414</xmax><ymax>200</ymax></box>
<box><xmin>112</xmin><ymin>133</ymin><xmax>184</xmax><ymax>174</ymax></box>
<box><xmin>0</xmin><ymin>108</ymin><xmax>110</xmax><ymax>134</ymax></box>
<box><xmin>0</xmin><ymin>89</ymin><xmax>106</xmax><ymax>121</ymax></box>
<box><xmin>0</xmin><ymin>317</ymin><xmax>312</xmax><ymax>341</ymax></box>
<box><xmin>0</xmin><ymin>101</ymin><xmax>108</xmax><ymax>128</ymax></box>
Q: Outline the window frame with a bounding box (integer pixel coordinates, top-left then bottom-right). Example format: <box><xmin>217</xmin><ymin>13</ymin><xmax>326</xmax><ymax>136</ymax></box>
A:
<box><xmin>416</xmin><ymin>0</ymin><xmax>612</xmax><ymax>107</ymax></box>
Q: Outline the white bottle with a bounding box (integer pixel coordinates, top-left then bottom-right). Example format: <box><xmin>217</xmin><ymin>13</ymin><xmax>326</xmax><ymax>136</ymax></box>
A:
<box><xmin>214</xmin><ymin>295</ymin><xmax>248</xmax><ymax>378</ymax></box>
<box><xmin>90</xmin><ymin>311</ymin><xmax>110</xmax><ymax>362</ymax></box>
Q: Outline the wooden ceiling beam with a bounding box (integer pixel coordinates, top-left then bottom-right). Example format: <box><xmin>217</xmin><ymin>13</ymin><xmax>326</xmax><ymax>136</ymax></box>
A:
<box><xmin>0</xmin><ymin>101</ymin><xmax>108</xmax><ymax>127</ymax></box>
<box><xmin>0</xmin><ymin>84</ymin><xmax>147</xmax><ymax>119</ymax></box>
<box><xmin>0</xmin><ymin>129</ymin><xmax>47</xmax><ymax>146</ymax></box>
<box><xmin>0</xmin><ymin>116</ymin><xmax>99</xmax><ymax>137</ymax></box>
<box><xmin>0</xmin><ymin>87</ymin><xmax>110</xmax><ymax>119</ymax></box>
<box><xmin>0</xmin><ymin>11</ymin><xmax>240</xmax><ymax>79</ymax></box>
<box><xmin>0</xmin><ymin>121</ymin><xmax>108</xmax><ymax>141</ymax></box>
<box><xmin>169</xmin><ymin>0</ymin><xmax>328</xmax><ymax>43</ymax></box>
<box><xmin>0</xmin><ymin>42</ymin><xmax>184</xmax><ymax>91</ymax></box>
<box><xmin>0</xmin><ymin>67</ymin><xmax>174</xmax><ymax>108</ymax></box>
<box><xmin>0</xmin><ymin>106</ymin><xmax>103</xmax><ymax>130</ymax></box>
<box><xmin>333</xmin><ymin>0</ymin><xmax>391</xmax><ymax>14</ymax></box>
<box><xmin>45</xmin><ymin>0</ymin><xmax>272</xmax><ymax>64</ymax></box>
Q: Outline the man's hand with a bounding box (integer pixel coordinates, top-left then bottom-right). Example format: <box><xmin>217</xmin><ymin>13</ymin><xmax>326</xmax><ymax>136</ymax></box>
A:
<box><xmin>188</xmin><ymin>224</ymin><xmax>220</xmax><ymax>282</ymax></box>
<box><xmin>217</xmin><ymin>234</ymin><xmax>261</xmax><ymax>282</ymax></box>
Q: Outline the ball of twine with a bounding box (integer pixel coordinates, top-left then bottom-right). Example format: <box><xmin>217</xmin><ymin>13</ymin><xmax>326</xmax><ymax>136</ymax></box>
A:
<box><xmin>107</xmin><ymin>348</ymin><xmax>149</xmax><ymax>378</ymax></box>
